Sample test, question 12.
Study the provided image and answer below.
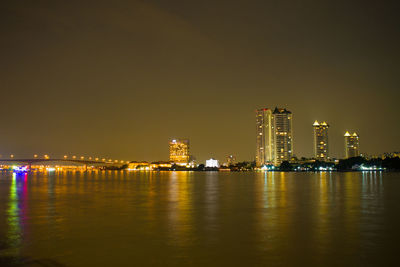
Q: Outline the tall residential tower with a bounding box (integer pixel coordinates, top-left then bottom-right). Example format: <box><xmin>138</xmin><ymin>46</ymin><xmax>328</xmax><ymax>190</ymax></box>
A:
<box><xmin>256</xmin><ymin>108</ymin><xmax>274</xmax><ymax>166</ymax></box>
<box><xmin>256</xmin><ymin>107</ymin><xmax>293</xmax><ymax>166</ymax></box>
<box><xmin>344</xmin><ymin>132</ymin><xmax>360</xmax><ymax>158</ymax></box>
<box><xmin>313</xmin><ymin>120</ymin><xmax>329</xmax><ymax>161</ymax></box>
<box><xmin>273</xmin><ymin>107</ymin><xmax>293</xmax><ymax>165</ymax></box>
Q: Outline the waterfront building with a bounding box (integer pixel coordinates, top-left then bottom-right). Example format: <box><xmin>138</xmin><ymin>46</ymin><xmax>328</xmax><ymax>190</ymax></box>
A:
<box><xmin>128</xmin><ymin>161</ymin><xmax>150</xmax><ymax>170</ymax></box>
<box><xmin>272</xmin><ymin>107</ymin><xmax>293</xmax><ymax>165</ymax></box>
<box><xmin>226</xmin><ymin>155</ymin><xmax>236</xmax><ymax>166</ymax></box>
<box><xmin>256</xmin><ymin>108</ymin><xmax>274</xmax><ymax>167</ymax></box>
<box><xmin>313</xmin><ymin>120</ymin><xmax>329</xmax><ymax>161</ymax></box>
<box><xmin>150</xmin><ymin>161</ymin><xmax>172</xmax><ymax>170</ymax></box>
<box><xmin>205</xmin><ymin>158</ymin><xmax>219</xmax><ymax>168</ymax></box>
<box><xmin>344</xmin><ymin>132</ymin><xmax>360</xmax><ymax>158</ymax></box>
<box><xmin>169</xmin><ymin>139</ymin><xmax>190</xmax><ymax>165</ymax></box>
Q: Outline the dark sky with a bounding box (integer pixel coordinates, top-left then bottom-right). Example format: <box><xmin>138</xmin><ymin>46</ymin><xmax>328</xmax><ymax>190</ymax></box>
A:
<box><xmin>1</xmin><ymin>0</ymin><xmax>399</xmax><ymax>162</ymax></box>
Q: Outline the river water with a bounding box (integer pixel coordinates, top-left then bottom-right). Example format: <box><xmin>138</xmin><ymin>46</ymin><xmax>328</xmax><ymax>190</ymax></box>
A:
<box><xmin>0</xmin><ymin>171</ymin><xmax>399</xmax><ymax>266</ymax></box>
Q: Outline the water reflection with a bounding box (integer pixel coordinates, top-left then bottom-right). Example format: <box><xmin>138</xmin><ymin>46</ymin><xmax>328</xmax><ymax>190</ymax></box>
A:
<box><xmin>6</xmin><ymin>173</ymin><xmax>28</xmax><ymax>257</ymax></box>
<box><xmin>167</xmin><ymin>172</ymin><xmax>194</xmax><ymax>248</ymax></box>
<box><xmin>0</xmin><ymin>171</ymin><xmax>397</xmax><ymax>266</ymax></box>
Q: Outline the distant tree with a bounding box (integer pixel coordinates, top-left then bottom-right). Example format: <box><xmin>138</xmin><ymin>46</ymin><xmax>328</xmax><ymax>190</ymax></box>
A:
<box><xmin>336</xmin><ymin>156</ymin><xmax>366</xmax><ymax>171</ymax></box>
<box><xmin>279</xmin><ymin>161</ymin><xmax>293</xmax><ymax>171</ymax></box>
<box><xmin>250</xmin><ymin>161</ymin><xmax>256</xmax><ymax>169</ymax></box>
<box><xmin>383</xmin><ymin>157</ymin><xmax>400</xmax><ymax>170</ymax></box>
<box><xmin>197</xmin><ymin>164</ymin><xmax>205</xmax><ymax>171</ymax></box>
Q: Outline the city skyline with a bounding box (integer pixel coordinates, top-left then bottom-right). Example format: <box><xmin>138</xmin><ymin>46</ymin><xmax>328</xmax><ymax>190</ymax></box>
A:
<box><xmin>0</xmin><ymin>108</ymin><xmax>396</xmax><ymax>163</ymax></box>
<box><xmin>0</xmin><ymin>1</ymin><xmax>399</xmax><ymax>162</ymax></box>
<box><xmin>0</xmin><ymin>113</ymin><xmax>383</xmax><ymax>164</ymax></box>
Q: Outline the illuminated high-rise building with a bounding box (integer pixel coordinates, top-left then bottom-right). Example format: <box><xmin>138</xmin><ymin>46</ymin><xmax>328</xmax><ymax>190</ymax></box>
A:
<box><xmin>169</xmin><ymin>139</ymin><xmax>189</xmax><ymax>165</ymax></box>
<box><xmin>272</xmin><ymin>107</ymin><xmax>293</xmax><ymax>165</ymax></box>
<box><xmin>256</xmin><ymin>108</ymin><xmax>274</xmax><ymax>167</ymax></box>
<box><xmin>344</xmin><ymin>132</ymin><xmax>360</xmax><ymax>158</ymax></box>
<box><xmin>313</xmin><ymin>120</ymin><xmax>329</xmax><ymax>161</ymax></box>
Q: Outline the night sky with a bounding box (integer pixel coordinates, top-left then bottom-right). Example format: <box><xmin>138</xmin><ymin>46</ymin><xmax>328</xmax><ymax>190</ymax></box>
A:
<box><xmin>1</xmin><ymin>0</ymin><xmax>399</xmax><ymax>162</ymax></box>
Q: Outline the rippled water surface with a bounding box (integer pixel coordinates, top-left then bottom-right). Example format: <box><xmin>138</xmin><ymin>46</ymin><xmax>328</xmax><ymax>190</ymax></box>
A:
<box><xmin>0</xmin><ymin>171</ymin><xmax>399</xmax><ymax>266</ymax></box>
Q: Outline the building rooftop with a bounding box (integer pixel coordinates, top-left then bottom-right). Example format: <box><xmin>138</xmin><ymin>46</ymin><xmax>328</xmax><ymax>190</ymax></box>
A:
<box><xmin>273</xmin><ymin>107</ymin><xmax>292</xmax><ymax>114</ymax></box>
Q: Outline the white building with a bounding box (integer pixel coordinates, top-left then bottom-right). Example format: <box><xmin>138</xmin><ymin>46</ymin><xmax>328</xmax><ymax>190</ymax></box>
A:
<box><xmin>205</xmin><ymin>158</ymin><xmax>219</xmax><ymax>168</ymax></box>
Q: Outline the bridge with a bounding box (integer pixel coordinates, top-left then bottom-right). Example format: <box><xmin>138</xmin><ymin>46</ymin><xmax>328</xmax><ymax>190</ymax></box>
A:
<box><xmin>0</xmin><ymin>158</ymin><xmax>125</xmax><ymax>171</ymax></box>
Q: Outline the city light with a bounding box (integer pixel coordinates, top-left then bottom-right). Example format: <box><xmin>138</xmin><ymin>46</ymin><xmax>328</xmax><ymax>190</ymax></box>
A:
<box><xmin>12</xmin><ymin>166</ymin><xmax>28</xmax><ymax>173</ymax></box>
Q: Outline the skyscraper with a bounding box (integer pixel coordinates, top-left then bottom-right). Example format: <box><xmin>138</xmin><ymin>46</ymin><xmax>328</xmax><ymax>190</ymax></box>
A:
<box><xmin>344</xmin><ymin>132</ymin><xmax>360</xmax><ymax>158</ymax></box>
<box><xmin>169</xmin><ymin>139</ymin><xmax>189</xmax><ymax>165</ymax></box>
<box><xmin>313</xmin><ymin>120</ymin><xmax>329</xmax><ymax>161</ymax></box>
<box><xmin>256</xmin><ymin>108</ymin><xmax>274</xmax><ymax>167</ymax></box>
<box><xmin>273</xmin><ymin>107</ymin><xmax>293</xmax><ymax>165</ymax></box>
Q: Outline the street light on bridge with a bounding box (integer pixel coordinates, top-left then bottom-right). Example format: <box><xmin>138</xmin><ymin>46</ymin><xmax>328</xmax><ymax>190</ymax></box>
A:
<box><xmin>44</xmin><ymin>155</ymin><xmax>49</xmax><ymax>159</ymax></box>
<box><xmin>64</xmin><ymin>155</ymin><xmax>67</xmax><ymax>159</ymax></box>
<box><xmin>80</xmin><ymin>156</ymin><xmax>84</xmax><ymax>160</ymax></box>
<box><xmin>73</xmin><ymin>156</ymin><xmax>76</xmax><ymax>159</ymax></box>
<box><xmin>34</xmin><ymin>154</ymin><xmax>38</xmax><ymax>158</ymax></box>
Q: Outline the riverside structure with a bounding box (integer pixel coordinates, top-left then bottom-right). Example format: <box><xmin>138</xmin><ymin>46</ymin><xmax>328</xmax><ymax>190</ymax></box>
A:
<box><xmin>313</xmin><ymin>120</ymin><xmax>329</xmax><ymax>161</ymax></box>
<box><xmin>169</xmin><ymin>139</ymin><xmax>190</xmax><ymax>166</ymax></box>
<box><xmin>344</xmin><ymin>132</ymin><xmax>360</xmax><ymax>158</ymax></box>
<box><xmin>256</xmin><ymin>107</ymin><xmax>293</xmax><ymax>166</ymax></box>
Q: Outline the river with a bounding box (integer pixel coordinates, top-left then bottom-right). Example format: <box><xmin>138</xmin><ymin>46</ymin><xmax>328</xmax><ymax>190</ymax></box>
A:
<box><xmin>0</xmin><ymin>171</ymin><xmax>399</xmax><ymax>266</ymax></box>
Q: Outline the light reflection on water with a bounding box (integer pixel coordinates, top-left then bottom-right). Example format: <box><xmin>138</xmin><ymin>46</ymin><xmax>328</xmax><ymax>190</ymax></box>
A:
<box><xmin>7</xmin><ymin>173</ymin><xmax>22</xmax><ymax>249</ymax></box>
<box><xmin>0</xmin><ymin>171</ymin><xmax>398</xmax><ymax>266</ymax></box>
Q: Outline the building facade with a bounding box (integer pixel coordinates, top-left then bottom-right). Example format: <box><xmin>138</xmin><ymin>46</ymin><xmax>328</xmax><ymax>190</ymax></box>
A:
<box><xmin>344</xmin><ymin>132</ymin><xmax>360</xmax><ymax>158</ymax></box>
<box><xmin>169</xmin><ymin>139</ymin><xmax>189</xmax><ymax>165</ymax></box>
<box><xmin>256</xmin><ymin>108</ymin><xmax>274</xmax><ymax>167</ymax></box>
<box><xmin>205</xmin><ymin>158</ymin><xmax>219</xmax><ymax>168</ymax></box>
<box><xmin>256</xmin><ymin>107</ymin><xmax>293</xmax><ymax>166</ymax></box>
<box><xmin>313</xmin><ymin>120</ymin><xmax>329</xmax><ymax>161</ymax></box>
<box><xmin>272</xmin><ymin>107</ymin><xmax>293</xmax><ymax>165</ymax></box>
